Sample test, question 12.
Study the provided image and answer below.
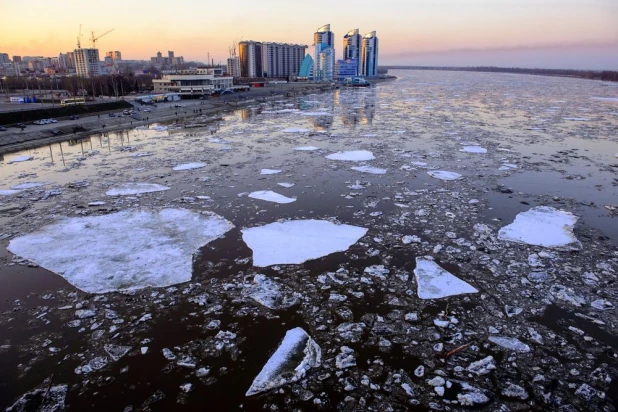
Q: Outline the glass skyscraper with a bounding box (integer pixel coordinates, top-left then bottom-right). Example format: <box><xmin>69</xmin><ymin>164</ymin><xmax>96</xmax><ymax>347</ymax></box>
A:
<box><xmin>360</xmin><ymin>31</ymin><xmax>379</xmax><ymax>77</ymax></box>
<box><xmin>313</xmin><ymin>24</ymin><xmax>335</xmax><ymax>80</ymax></box>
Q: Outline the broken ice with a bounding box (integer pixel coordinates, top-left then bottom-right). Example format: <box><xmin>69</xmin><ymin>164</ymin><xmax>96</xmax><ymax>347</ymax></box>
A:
<box><xmin>8</xmin><ymin>208</ymin><xmax>234</xmax><ymax>293</ymax></box>
<box><xmin>246</xmin><ymin>327</ymin><xmax>321</xmax><ymax>396</ymax></box>
<box><xmin>351</xmin><ymin>166</ymin><xmax>387</xmax><ymax>175</ymax></box>
<box><xmin>243</xmin><ymin>274</ymin><xmax>299</xmax><ymax>309</ymax></box>
<box><xmin>260</xmin><ymin>169</ymin><xmax>282</xmax><ymax>175</ymax></box>
<box><xmin>105</xmin><ymin>183</ymin><xmax>170</xmax><ymax>196</ymax></box>
<box><xmin>498</xmin><ymin>206</ymin><xmax>579</xmax><ymax>247</ymax></box>
<box><xmin>413</xmin><ymin>258</ymin><xmax>478</xmax><ymax>299</ymax></box>
<box><xmin>248</xmin><ymin>190</ymin><xmax>296</xmax><ymax>204</ymax></box>
<box><xmin>173</xmin><ymin>162</ymin><xmax>206</xmax><ymax>171</ymax></box>
<box><xmin>427</xmin><ymin>170</ymin><xmax>462</xmax><ymax>181</ymax></box>
<box><xmin>242</xmin><ymin>219</ymin><xmax>367</xmax><ymax>267</ymax></box>
<box><xmin>326</xmin><ymin>150</ymin><xmax>375</xmax><ymax>161</ymax></box>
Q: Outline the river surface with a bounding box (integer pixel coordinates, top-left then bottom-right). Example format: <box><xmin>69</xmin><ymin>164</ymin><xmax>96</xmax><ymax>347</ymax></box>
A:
<box><xmin>1</xmin><ymin>70</ymin><xmax>617</xmax><ymax>411</ymax></box>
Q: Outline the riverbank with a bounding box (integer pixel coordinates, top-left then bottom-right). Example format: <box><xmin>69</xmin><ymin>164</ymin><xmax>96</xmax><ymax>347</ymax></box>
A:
<box><xmin>0</xmin><ymin>82</ymin><xmax>337</xmax><ymax>155</ymax></box>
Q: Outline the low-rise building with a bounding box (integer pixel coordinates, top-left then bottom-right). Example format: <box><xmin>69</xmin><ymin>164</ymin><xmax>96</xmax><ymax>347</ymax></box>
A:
<box><xmin>152</xmin><ymin>68</ymin><xmax>233</xmax><ymax>95</ymax></box>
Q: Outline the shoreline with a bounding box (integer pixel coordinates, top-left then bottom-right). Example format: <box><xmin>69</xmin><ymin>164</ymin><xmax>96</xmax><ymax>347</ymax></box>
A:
<box><xmin>0</xmin><ymin>82</ymin><xmax>340</xmax><ymax>155</ymax></box>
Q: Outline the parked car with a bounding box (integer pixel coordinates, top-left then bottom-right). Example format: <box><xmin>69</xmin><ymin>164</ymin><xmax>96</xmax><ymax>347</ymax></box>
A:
<box><xmin>108</xmin><ymin>113</ymin><xmax>116</xmax><ymax>117</ymax></box>
<box><xmin>174</xmin><ymin>104</ymin><xmax>183</xmax><ymax>108</ymax></box>
<box><xmin>0</xmin><ymin>126</ymin><xmax>7</xmax><ymax>131</ymax></box>
<box><xmin>49</xmin><ymin>118</ymin><xmax>57</xmax><ymax>123</ymax></box>
<box><xmin>143</xmin><ymin>108</ymin><xmax>151</xmax><ymax>112</ymax></box>
<box><xmin>69</xmin><ymin>115</ymin><xmax>79</xmax><ymax>120</ymax></box>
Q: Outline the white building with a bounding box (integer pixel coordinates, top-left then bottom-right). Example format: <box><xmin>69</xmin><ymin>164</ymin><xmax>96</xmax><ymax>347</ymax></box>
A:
<box><xmin>74</xmin><ymin>48</ymin><xmax>101</xmax><ymax>77</ymax></box>
<box><xmin>227</xmin><ymin>56</ymin><xmax>240</xmax><ymax>77</ymax></box>
<box><xmin>360</xmin><ymin>31</ymin><xmax>379</xmax><ymax>77</ymax></box>
<box><xmin>152</xmin><ymin>68</ymin><xmax>233</xmax><ymax>95</ymax></box>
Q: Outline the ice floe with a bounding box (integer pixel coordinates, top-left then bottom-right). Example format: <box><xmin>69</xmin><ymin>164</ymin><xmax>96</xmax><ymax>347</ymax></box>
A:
<box><xmin>488</xmin><ymin>336</ymin><xmax>531</xmax><ymax>353</ymax></box>
<box><xmin>246</xmin><ymin>327</ymin><xmax>321</xmax><ymax>396</ymax></box>
<box><xmin>294</xmin><ymin>146</ymin><xmax>320</xmax><ymax>151</ymax></box>
<box><xmin>427</xmin><ymin>171</ymin><xmax>462</xmax><ymax>181</ymax></box>
<box><xmin>242</xmin><ymin>274</ymin><xmax>299</xmax><ymax>309</ymax></box>
<box><xmin>8</xmin><ymin>208</ymin><xmax>234</xmax><ymax>293</ymax></box>
<box><xmin>248</xmin><ymin>190</ymin><xmax>296</xmax><ymax>204</ymax></box>
<box><xmin>173</xmin><ymin>162</ymin><xmax>207</xmax><ymax>171</ymax></box>
<box><xmin>153</xmin><ymin>125</ymin><xmax>168</xmax><ymax>131</ymax></box>
<box><xmin>11</xmin><ymin>182</ymin><xmax>49</xmax><ymax>190</ymax></box>
<box><xmin>591</xmin><ymin>97</ymin><xmax>618</xmax><ymax>102</ymax></box>
<box><xmin>563</xmin><ymin>117</ymin><xmax>590</xmax><ymax>121</ymax></box>
<box><xmin>413</xmin><ymin>257</ymin><xmax>478</xmax><ymax>299</ymax></box>
<box><xmin>351</xmin><ymin>166</ymin><xmax>387</xmax><ymax>174</ymax></box>
<box><xmin>105</xmin><ymin>183</ymin><xmax>170</xmax><ymax>196</ymax></box>
<box><xmin>242</xmin><ymin>219</ymin><xmax>367</xmax><ymax>267</ymax></box>
<box><xmin>260</xmin><ymin>169</ymin><xmax>282</xmax><ymax>175</ymax></box>
<box><xmin>6</xmin><ymin>155</ymin><xmax>33</xmax><ymax>164</ymax></box>
<box><xmin>460</xmin><ymin>146</ymin><xmax>487</xmax><ymax>153</ymax></box>
<box><xmin>282</xmin><ymin>127</ymin><xmax>310</xmax><ymax>133</ymax></box>
<box><xmin>0</xmin><ymin>189</ymin><xmax>21</xmax><ymax>196</ymax></box>
<box><xmin>326</xmin><ymin>150</ymin><xmax>375</xmax><ymax>161</ymax></box>
<box><xmin>498</xmin><ymin>206</ymin><xmax>579</xmax><ymax>247</ymax></box>
<box><xmin>277</xmin><ymin>182</ymin><xmax>295</xmax><ymax>188</ymax></box>
<box><xmin>498</xmin><ymin>164</ymin><xmax>518</xmax><ymax>171</ymax></box>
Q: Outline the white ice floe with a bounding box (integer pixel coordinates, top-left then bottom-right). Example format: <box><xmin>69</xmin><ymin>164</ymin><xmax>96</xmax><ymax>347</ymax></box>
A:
<box><xmin>282</xmin><ymin>127</ymin><xmax>310</xmax><ymax>133</ymax></box>
<box><xmin>153</xmin><ymin>125</ymin><xmax>168</xmax><ymax>131</ymax></box>
<box><xmin>488</xmin><ymin>336</ymin><xmax>531</xmax><ymax>353</ymax></box>
<box><xmin>591</xmin><ymin>97</ymin><xmax>618</xmax><ymax>102</ymax></box>
<box><xmin>0</xmin><ymin>190</ymin><xmax>21</xmax><ymax>196</ymax></box>
<box><xmin>277</xmin><ymin>182</ymin><xmax>295</xmax><ymax>188</ymax></box>
<box><xmin>173</xmin><ymin>162</ymin><xmax>206</xmax><ymax>171</ymax></box>
<box><xmin>413</xmin><ymin>257</ymin><xmax>478</xmax><ymax>299</ymax></box>
<box><xmin>498</xmin><ymin>206</ymin><xmax>579</xmax><ymax>248</ymax></box>
<box><xmin>248</xmin><ymin>190</ymin><xmax>296</xmax><ymax>204</ymax></box>
<box><xmin>246</xmin><ymin>327</ymin><xmax>321</xmax><ymax>396</ymax></box>
<box><xmin>427</xmin><ymin>171</ymin><xmax>462</xmax><ymax>181</ymax></box>
<box><xmin>8</xmin><ymin>208</ymin><xmax>233</xmax><ymax>294</ymax></box>
<box><xmin>11</xmin><ymin>182</ymin><xmax>49</xmax><ymax>190</ymax></box>
<box><xmin>301</xmin><ymin>112</ymin><xmax>332</xmax><ymax>116</ymax></box>
<box><xmin>106</xmin><ymin>183</ymin><xmax>170</xmax><ymax>196</ymax></box>
<box><xmin>7</xmin><ymin>155</ymin><xmax>33</xmax><ymax>164</ymax></box>
<box><xmin>499</xmin><ymin>164</ymin><xmax>518</xmax><ymax>171</ymax></box>
<box><xmin>563</xmin><ymin>117</ymin><xmax>590</xmax><ymax>121</ymax></box>
<box><xmin>294</xmin><ymin>146</ymin><xmax>320</xmax><ymax>151</ymax></box>
<box><xmin>243</xmin><ymin>274</ymin><xmax>299</xmax><ymax>309</ymax></box>
<box><xmin>411</xmin><ymin>161</ymin><xmax>428</xmax><ymax>167</ymax></box>
<box><xmin>242</xmin><ymin>219</ymin><xmax>367</xmax><ymax>267</ymax></box>
<box><xmin>460</xmin><ymin>146</ymin><xmax>487</xmax><ymax>154</ymax></box>
<box><xmin>326</xmin><ymin>150</ymin><xmax>375</xmax><ymax>161</ymax></box>
<box><xmin>260</xmin><ymin>169</ymin><xmax>282</xmax><ymax>175</ymax></box>
<box><xmin>261</xmin><ymin>109</ymin><xmax>299</xmax><ymax>114</ymax></box>
<box><xmin>351</xmin><ymin>166</ymin><xmax>387</xmax><ymax>175</ymax></box>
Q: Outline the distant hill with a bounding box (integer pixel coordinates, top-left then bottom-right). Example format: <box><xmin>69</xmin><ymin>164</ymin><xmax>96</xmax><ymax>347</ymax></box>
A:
<box><xmin>380</xmin><ymin>66</ymin><xmax>618</xmax><ymax>82</ymax></box>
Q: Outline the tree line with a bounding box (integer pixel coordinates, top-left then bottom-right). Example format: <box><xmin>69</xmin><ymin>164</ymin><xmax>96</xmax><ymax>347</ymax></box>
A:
<box><xmin>381</xmin><ymin>66</ymin><xmax>618</xmax><ymax>82</ymax></box>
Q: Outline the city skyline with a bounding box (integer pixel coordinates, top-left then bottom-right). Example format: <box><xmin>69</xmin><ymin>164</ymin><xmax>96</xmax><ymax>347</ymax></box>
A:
<box><xmin>1</xmin><ymin>0</ymin><xmax>617</xmax><ymax>70</ymax></box>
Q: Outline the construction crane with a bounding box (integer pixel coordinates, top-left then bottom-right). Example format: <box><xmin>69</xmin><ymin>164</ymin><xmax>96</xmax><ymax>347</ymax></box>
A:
<box><xmin>76</xmin><ymin>24</ymin><xmax>83</xmax><ymax>49</ymax></box>
<box><xmin>90</xmin><ymin>28</ymin><xmax>114</xmax><ymax>48</ymax></box>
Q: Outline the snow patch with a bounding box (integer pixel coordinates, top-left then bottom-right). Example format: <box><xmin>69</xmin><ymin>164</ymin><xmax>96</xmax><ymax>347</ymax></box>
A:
<box><xmin>294</xmin><ymin>146</ymin><xmax>320</xmax><ymax>151</ymax></box>
<box><xmin>7</xmin><ymin>155</ymin><xmax>33</xmax><ymax>164</ymax></box>
<box><xmin>460</xmin><ymin>146</ymin><xmax>487</xmax><ymax>153</ymax></box>
<box><xmin>260</xmin><ymin>169</ymin><xmax>282</xmax><ymax>175</ymax></box>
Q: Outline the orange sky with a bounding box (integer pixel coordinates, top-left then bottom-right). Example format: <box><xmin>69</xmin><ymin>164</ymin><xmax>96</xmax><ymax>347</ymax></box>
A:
<box><xmin>1</xmin><ymin>0</ymin><xmax>617</xmax><ymax>69</ymax></box>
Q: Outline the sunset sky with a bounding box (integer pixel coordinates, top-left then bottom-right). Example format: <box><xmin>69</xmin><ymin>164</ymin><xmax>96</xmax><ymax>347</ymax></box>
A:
<box><xmin>1</xmin><ymin>0</ymin><xmax>617</xmax><ymax>69</ymax></box>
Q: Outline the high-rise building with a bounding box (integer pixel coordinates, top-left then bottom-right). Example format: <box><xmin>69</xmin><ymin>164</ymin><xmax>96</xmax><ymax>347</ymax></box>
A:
<box><xmin>65</xmin><ymin>52</ymin><xmax>75</xmax><ymax>68</ymax></box>
<box><xmin>106</xmin><ymin>51</ymin><xmax>122</xmax><ymax>62</ymax></box>
<box><xmin>360</xmin><ymin>31</ymin><xmax>379</xmax><ymax>77</ymax></box>
<box><xmin>227</xmin><ymin>56</ymin><xmax>240</xmax><ymax>77</ymax></box>
<box><xmin>239</xmin><ymin>41</ymin><xmax>263</xmax><ymax>77</ymax></box>
<box><xmin>343</xmin><ymin>29</ymin><xmax>361</xmax><ymax>76</ymax></box>
<box><xmin>313</xmin><ymin>24</ymin><xmax>335</xmax><ymax>80</ymax></box>
<box><xmin>12</xmin><ymin>56</ymin><xmax>21</xmax><ymax>64</ymax></box>
<box><xmin>0</xmin><ymin>53</ymin><xmax>10</xmax><ymax>64</ymax></box>
<box><xmin>74</xmin><ymin>48</ymin><xmax>101</xmax><ymax>77</ymax></box>
<box><xmin>168</xmin><ymin>51</ymin><xmax>174</xmax><ymax>60</ymax></box>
